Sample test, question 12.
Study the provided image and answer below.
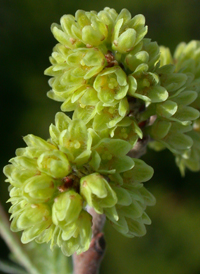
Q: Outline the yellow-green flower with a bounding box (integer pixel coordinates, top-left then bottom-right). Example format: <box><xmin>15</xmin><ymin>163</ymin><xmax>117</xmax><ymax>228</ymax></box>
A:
<box><xmin>45</xmin><ymin>8</ymin><xmax>162</xmax><ymax>142</ymax></box>
<box><xmin>148</xmin><ymin>42</ymin><xmax>200</xmax><ymax>174</ymax></box>
<box><xmin>4</xmin><ymin>111</ymin><xmax>156</xmax><ymax>255</ymax></box>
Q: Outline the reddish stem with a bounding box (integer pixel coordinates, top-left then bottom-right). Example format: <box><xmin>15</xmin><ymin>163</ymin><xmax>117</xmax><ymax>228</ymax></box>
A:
<box><xmin>73</xmin><ymin>208</ymin><xmax>106</xmax><ymax>274</ymax></box>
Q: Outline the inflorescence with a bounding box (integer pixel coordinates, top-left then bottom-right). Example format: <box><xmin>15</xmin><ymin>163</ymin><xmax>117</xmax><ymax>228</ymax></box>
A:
<box><xmin>3</xmin><ymin>8</ymin><xmax>200</xmax><ymax>256</ymax></box>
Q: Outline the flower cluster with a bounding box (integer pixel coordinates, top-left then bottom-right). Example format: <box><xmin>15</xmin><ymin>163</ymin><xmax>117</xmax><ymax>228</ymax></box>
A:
<box><xmin>147</xmin><ymin>41</ymin><xmax>200</xmax><ymax>174</ymax></box>
<box><xmin>5</xmin><ymin>7</ymin><xmax>200</xmax><ymax>257</ymax></box>
<box><xmin>4</xmin><ymin>112</ymin><xmax>155</xmax><ymax>256</ymax></box>
<box><xmin>45</xmin><ymin>7</ymin><xmax>162</xmax><ymax>143</ymax></box>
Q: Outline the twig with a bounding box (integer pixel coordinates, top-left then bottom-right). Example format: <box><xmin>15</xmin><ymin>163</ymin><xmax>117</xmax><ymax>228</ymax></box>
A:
<box><xmin>127</xmin><ymin>135</ymin><xmax>150</xmax><ymax>158</ymax></box>
<box><xmin>73</xmin><ymin>208</ymin><xmax>106</xmax><ymax>274</ymax></box>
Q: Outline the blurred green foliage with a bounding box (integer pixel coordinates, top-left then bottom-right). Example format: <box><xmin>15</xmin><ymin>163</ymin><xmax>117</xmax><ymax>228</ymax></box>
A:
<box><xmin>1</xmin><ymin>0</ymin><xmax>200</xmax><ymax>273</ymax></box>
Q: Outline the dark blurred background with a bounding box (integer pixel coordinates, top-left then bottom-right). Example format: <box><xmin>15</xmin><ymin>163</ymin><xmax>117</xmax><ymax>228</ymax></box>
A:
<box><xmin>1</xmin><ymin>0</ymin><xmax>200</xmax><ymax>273</ymax></box>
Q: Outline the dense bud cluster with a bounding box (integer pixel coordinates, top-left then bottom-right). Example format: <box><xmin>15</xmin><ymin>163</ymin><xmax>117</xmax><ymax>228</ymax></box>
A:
<box><xmin>45</xmin><ymin>8</ymin><xmax>161</xmax><ymax>142</ymax></box>
<box><xmin>4</xmin><ymin>112</ymin><xmax>155</xmax><ymax>256</ymax></box>
<box><xmin>149</xmin><ymin>41</ymin><xmax>200</xmax><ymax>174</ymax></box>
<box><xmin>4</xmin><ymin>7</ymin><xmax>200</xmax><ymax>256</ymax></box>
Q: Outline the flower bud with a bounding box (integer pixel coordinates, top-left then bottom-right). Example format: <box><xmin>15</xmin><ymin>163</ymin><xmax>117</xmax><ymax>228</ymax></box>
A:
<box><xmin>106</xmin><ymin>182</ymin><xmax>155</xmax><ymax>237</ymax></box>
<box><xmin>80</xmin><ymin>173</ymin><xmax>117</xmax><ymax>214</ymax></box>
<box><xmin>97</xmin><ymin>8</ymin><xmax>117</xmax><ymax>38</ymax></box>
<box><xmin>75</xmin><ymin>10</ymin><xmax>108</xmax><ymax>46</ymax></box>
<box><xmin>3</xmin><ymin>165</ymin><xmax>36</xmax><ymax>188</ymax></box>
<box><xmin>94</xmin><ymin>67</ymin><xmax>129</xmax><ymax>105</ymax></box>
<box><xmin>128</xmin><ymin>73</ymin><xmax>168</xmax><ymax>103</ymax></box>
<box><xmin>52</xmin><ymin>190</ymin><xmax>83</xmax><ymax>229</ymax></box>
<box><xmin>37</xmin><ymin>150</ymin><xmax>72</xmax><ymax>178</ymax></box>
<box><xmin>67</xmin><ymin>48</ymin><xmax>106</xmax><ymax>79</ymax></box>
<box><xmin>10</xmin><ymin>203</ymin><xmax>52</xmax><ymax>244</ymax></box>
<box><xmin>92</xmin><ymin>138</ymin><xmax>134</xmax><ymax>173</ymax></box>
<box><xmin>60</xmin><ymin>210</ymin><xmax>92</xmax><ymax>256</ymax></box>
<box><xmin>58</xmin><ymin>118</ymin><xmax>92</xmax><ymax>165</ymax></box>
<box><xmin>112</xmin><ymin>13</ymin><xmax>147</xmax><ymax>53</ymax></box>
<box><xmin>22</xmin><ymin>174</ymin><xmax>55</xmax><ymax>203</ymax></box>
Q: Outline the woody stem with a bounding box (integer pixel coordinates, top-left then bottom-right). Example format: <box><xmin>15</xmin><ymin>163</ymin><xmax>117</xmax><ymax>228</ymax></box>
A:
<box><xmin>72</xmin><ymin>207</ymin><xmax>106</xmax><ymax>274</ymax></box>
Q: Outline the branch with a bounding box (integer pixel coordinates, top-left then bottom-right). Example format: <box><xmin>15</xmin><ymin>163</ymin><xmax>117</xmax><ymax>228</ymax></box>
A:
<box><xmin>127</xmin><ymin>135</ymin><xmax>150</xmax><ymax>158</ymax></box>
<box><xmin>73</xmin><ymin>208</ymin><xmax>106</xmax><ymax>274</ymax></box>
